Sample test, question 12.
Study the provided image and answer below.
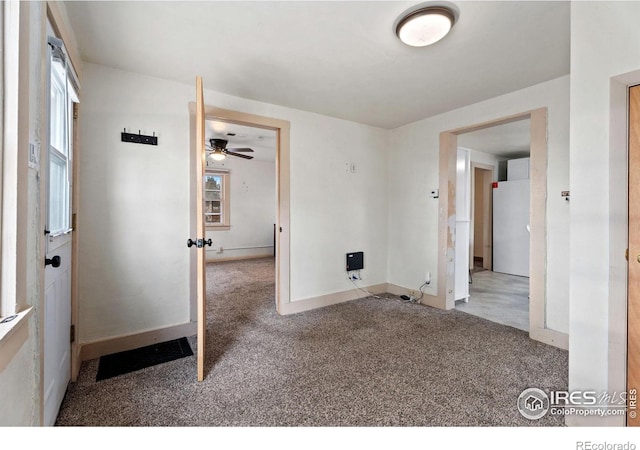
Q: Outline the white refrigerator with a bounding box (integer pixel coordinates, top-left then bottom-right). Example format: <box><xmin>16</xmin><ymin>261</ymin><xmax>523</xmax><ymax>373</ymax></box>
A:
<box><xmin>492</xmin><ymin>179</ymin><xmax>530</xmax><ymax>277</ymax></box>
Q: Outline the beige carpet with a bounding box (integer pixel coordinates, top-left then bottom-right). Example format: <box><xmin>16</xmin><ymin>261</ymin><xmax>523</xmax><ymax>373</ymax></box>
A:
<box><xmin>55</xmin><ymin>257</ymin><xmax>567</xmax><ymax>426</ymax></box>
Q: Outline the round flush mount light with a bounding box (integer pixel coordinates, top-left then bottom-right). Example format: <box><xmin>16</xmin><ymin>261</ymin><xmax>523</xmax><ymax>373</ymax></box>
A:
<box><xmin>396</xmin><ymin>5</ymin><xmax>456</xmax><ymax>47</ymax></box>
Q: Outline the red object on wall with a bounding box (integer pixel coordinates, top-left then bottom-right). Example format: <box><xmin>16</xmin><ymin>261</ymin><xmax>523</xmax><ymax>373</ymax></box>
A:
<box><xmin>492</xmin><ymin>182</ymin><xmax>499</xmax><ymax>188</ymax></box>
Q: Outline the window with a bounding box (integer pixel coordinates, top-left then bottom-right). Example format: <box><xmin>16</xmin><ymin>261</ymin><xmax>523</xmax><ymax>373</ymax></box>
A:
<box><xmin>1</xmin><ymin>0</ymin><xmax>19</xmax><ymax>319</ymax></box>
<box><xmin>1</xmin><ymin>0</ymin><xmax>35</xmax><ymax>348</ymax></box>
<box><xmin>204</xmin><ymin>170</ymin><xmax>230</xmax><ymax>229</ymax></box>
<box><xmin>47</xmin><ymin>36</ymin><xmax>77</xmax><ymax>238</ymax></box>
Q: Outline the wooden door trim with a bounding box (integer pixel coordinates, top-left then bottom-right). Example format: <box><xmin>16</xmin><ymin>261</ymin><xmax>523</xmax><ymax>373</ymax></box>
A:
<box><xmin>627</xmin><ymin>85</ymin><xmax>640</xmax><ymax>425</ymax></box>
<box><xmin>195</xmin><ymin>78</ymin><xmax>206</xmax><ymax>381</ymax></box>
<box><xmin>470</xmin><ymin>163</ymin><xmax>494</xmax><ymax>272</ymax></box>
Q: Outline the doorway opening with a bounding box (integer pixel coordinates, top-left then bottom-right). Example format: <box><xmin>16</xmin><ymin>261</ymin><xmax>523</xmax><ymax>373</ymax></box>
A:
<box><xmin>202</xmin><ymin>119</ymin><xmax>277</xmax><ymax>315</ymax></box>
<box><xmin>203</xmin><ymin>120</ymin><xmax>277</xmax><ymax>263</ymax></box>
<box><xmin>454</xmin><ymin>119</ymin><xmax>531</xmax><ymax>332</ymax></box>
<box><xmin>438</xmin><ymin>108</ymin><xmax>566</xmax><ymax>349</ymax></box>
<box><xmin>188</xmin><ymin>104</ymin><xmax>290</xmax><ymax>378</ymax></box>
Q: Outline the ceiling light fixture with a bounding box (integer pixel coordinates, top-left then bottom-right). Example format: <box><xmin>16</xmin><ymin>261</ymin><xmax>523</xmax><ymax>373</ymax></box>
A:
<box><xmin>208</xmin><ymin>149</ymin><xmax>226</xmax><ymax>162</ymax></box>
<box><xmin>396</xmin><ymin>5</ymin><xmax>456</xmax><ymax>47</ymax></box>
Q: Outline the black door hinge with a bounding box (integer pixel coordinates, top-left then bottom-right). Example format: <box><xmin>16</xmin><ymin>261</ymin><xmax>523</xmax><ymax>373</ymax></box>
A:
<box><xmin>70</xmin><ymin>324</ymin><xmax>75</xmax><ymax>343</ymax></box>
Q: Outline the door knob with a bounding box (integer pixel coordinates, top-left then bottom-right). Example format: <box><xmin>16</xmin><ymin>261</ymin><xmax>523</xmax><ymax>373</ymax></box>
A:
<box><xmin>187</xmin><ymin>238</ymin><xmax>213</xmax><ymax>248</ymax></box>
<box><xmin>45</xmin><ymin>255</ymin><xmax>61</xmax><ymax>268</ymax></box>
<box><xmin>637</xmin><ymin>254</ymin><xmax>640</xmax><ymax>264</ymax></box>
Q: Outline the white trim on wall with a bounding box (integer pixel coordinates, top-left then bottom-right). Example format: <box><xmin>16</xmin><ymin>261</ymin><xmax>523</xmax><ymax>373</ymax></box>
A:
<box><xmin>79</xmin><ymin>322</ymin><xmax>197</xmax><ymax>361</ymax></box>
<box><xmin>279</xmin><ymin>283</ymin><xmax>388</xmax><ymax>316</ymax></box>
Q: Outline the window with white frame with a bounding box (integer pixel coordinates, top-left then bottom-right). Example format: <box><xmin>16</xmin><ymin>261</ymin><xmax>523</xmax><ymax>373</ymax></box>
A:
<box><xmin>204</xmin><ymin>170</ymin><xmax>230</xmax><ymax>229</ymax></box>
<box><xmin>1</xmin><ymin>0</ymin><xmax>20</xmax><ymax>320</ymax></box>
<box><xmin>47</xmin><ymin>36</ymin><xmax>77</xmax><ymax>237</ymax></box>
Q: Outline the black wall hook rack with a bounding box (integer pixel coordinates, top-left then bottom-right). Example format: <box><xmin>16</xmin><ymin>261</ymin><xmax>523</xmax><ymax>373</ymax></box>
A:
<box><xmin>121</xmin><ymin>128</ymin><xmax>158</xmax><ymax>146</ymax></box>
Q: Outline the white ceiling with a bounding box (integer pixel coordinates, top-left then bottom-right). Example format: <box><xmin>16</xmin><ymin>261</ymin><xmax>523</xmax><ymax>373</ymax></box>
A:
<box><xmin>457</xmin><ymin>119</ymin><xmax>530</xmax><ymax>158</ymax></box>
<box><xmin>64</xmin><ymin>1</ymin><xmax>570</xmax><ymax>130</ymax></box>
<box><xmin>206</xmin><ymin>120</ymin><xmax>276</xmax><ymax>162</ymax></box>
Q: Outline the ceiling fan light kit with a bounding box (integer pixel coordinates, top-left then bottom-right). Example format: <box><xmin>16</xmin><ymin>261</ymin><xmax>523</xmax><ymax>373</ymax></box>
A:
<box><xmin>209</xmin><ymin>150</ymin><xmax>226</xmax><ymax>161</ymax></box>
<box><xmin>206</xmin><ymin>138</ymin><xmax>255</xmax><ymax>162</ymax></box>
<box><xmin>396</xmin><ymin>5</ymin><xmax>456</xmax><ymax>47</ymax></box>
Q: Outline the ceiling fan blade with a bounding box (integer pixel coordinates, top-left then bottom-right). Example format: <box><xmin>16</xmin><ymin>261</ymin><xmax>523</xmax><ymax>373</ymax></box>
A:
<box><xmin>227</xmin><ymin>147</ymin><xmax>254</xmax><ymax>153</ymax></box>
<box><xmin>225</xmin><ymin>150</ymin><xmax>254</xmax><ymax>160</ymax></box>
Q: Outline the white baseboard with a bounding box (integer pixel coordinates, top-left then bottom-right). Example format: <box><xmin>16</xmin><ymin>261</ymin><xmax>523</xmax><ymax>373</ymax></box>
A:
<box><xmin>278</xmin><ymin>283</ymin><xmax>388</xmax><ymax>315</ymax></box>
<box><xmin>530</xmin><ymin>327</ymin><xmax>569</xmax><ymax>351</ymax></box>
<box><xmin>206</xmin><ymin>253</ymin><xmax>274</xmax><ymax>263</ymax></box>
<box><xmin>79</xmin><ymin>322</ymin><xmax>197</xmax><ymax>361</ymax></box>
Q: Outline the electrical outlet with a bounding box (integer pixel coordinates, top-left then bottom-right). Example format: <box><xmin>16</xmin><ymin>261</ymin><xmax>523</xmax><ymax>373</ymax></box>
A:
<box><xmin>409</xmin><ymin>290</ymin><xmax>418</xmax><ymax>298</ymax></box>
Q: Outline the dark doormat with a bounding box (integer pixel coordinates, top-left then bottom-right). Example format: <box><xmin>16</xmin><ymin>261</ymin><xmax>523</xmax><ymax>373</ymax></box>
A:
<box><xmin>96</xmin><ymin>337</ymin><xmax>193</xmax><ymax>381</ymax></box>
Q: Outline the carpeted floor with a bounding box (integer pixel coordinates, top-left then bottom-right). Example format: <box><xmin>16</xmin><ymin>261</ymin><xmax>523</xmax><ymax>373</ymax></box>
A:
<box><xmin>55</xmin><ymin>257</ymin><xmax>567</xmax><ymax>426</ymax></box>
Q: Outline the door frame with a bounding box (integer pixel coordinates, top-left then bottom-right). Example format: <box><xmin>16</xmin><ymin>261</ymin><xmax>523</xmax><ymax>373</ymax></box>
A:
<box><xmin>188</xmin><ymin>104</ymin><xmax>291</xmax><ymax>324</ymax></box>
<box><xmin>627</xmin><ymin>84</ymin><xmax>640</xmax><ymax>426</ymax></box>
<box><xmin>470</xmin><ymin>163</ymin><xmax>495</xmax><ymax>272</ymax></box>
<box><xmin>39</xmin><ymin>1</ymin><xmax>83</xmax><ymax>423</ymax></box>
<box><xmin>438</xmin><ymin>108</ymin><xmax>567</xmax><ymax>349</ymax></box>
<box><xmin>606</xmin><ymin>69</ymin><xmax>640</xmax><ymax>426</ymax></box>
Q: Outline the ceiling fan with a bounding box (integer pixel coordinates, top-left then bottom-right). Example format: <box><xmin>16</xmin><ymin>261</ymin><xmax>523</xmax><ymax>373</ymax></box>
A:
<box><xmin>206</xmin><ymin>138</ymin><xmax>254</xmax><ymax>161</ymax></box>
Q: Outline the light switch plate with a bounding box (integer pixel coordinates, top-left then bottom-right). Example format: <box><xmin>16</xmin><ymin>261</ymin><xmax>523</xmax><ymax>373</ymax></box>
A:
<box><xmin>28</xmin><ymin>142</ymin><xmax>40</xmax><ymax>172</ymax></box>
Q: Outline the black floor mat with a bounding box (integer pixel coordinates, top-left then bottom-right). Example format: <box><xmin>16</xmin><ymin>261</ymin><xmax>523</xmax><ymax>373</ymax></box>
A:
<box><xmin>96</xmin><ymin>337</ymin><xmax>193</xmax><ymax>381</ymax></box>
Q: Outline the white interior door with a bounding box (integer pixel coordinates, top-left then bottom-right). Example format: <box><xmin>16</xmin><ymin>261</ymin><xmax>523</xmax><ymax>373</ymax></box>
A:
<box><xmin>43</xmin><ymin>33</ymin><xmax>77</xmax><ymax>426</ymax></box>
<box><xmin>195</xmin><ymin>76</ymin><xmax>207</xmax><ymax>381</ymax></box>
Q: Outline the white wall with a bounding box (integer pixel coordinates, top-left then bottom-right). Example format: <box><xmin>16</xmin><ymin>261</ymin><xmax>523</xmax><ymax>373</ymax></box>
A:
<box><xmin>77</xmin><ymin>64</ymin><xmax>192</xmax><ymax>342</ymax></box>
<box><xmin>205</xmin><ymin>157</ymin><xmax>276</xmax><ymax>260</ymax></box>
<box><xmin>387</xmin><ymin>75</ymin><xmax>570</xmax><ymax>333</ymax></box>
<box><xmin>468</xmin><ymin>148</ymin><xmax>506</xmax><ymax>177</ymax></box>
<box><xmin>77</xmin><ymin>63</ymin><xmax>389</xmax><ymax>344</ymax></box>
<box><xmin>568</xmin><ymin>1</ymin><xmax>640</xmax><ymax>425</ymax></box>
<box><xmin>0</xmin><ymin>337</ymin><xmax>36</xmax><ymax>425</ymax></box>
